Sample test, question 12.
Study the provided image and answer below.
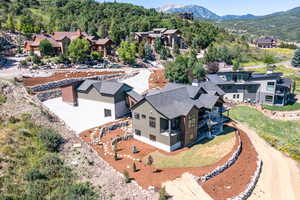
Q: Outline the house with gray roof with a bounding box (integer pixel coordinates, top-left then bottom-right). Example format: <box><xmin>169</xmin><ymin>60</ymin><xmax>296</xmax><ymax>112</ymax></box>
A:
<box><xmin>134</xmin><ymin>28</ymin><xmax>182</xmax><ymax>49</ymax></box>
<box><xmin>131</xmin><ymin>81</ymin><xmax>226</xmax><ymax>152</ymax></box>
<box><xmin>207</xmin><ymin>71</ymin><xmax>293</xmax><ymax>106</ymax></box>
<box><xmin>254</xmin><ymin>37</ymin><xmax>277</xmax><ymax>48</ymax></box>
<box><xmin>61</xmin><ymin>79</ymin><xmax>142</xmax><ymax>121</ymax></box>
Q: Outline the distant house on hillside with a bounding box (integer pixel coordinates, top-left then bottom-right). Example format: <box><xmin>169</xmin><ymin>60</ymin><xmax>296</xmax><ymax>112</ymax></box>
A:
<box><xmin>207</xmin><ymin>71</ymin><xmax>293</xmax><ymax>106</ymax></box>
<box><xmin>254</xmin><ymin>37</ymin><xmax>277</xmax><ymax>48</ymax></box>
<box><xmin>178</xmin><ymin>12</ymin><xmax>194</xmax><ymax>20</ymax></box>
<box><xmin>134</xmin><ymin>28</ymin><xmax>183</xmax><ymax>49</ymax></box>
<box><xmin>24</xmin><ymin>29</ymin><xmax>113</xmax><ymax>56</ymax></box>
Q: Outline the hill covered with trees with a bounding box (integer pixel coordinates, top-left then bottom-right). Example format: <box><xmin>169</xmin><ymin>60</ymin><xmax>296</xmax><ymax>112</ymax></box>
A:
<box><xmin>215</xmin><ymin>7</ymin><xmax>300</xmax><ymax>41</ymax></box>
<box><xmin>0</xmin><ymin>0</ymin><xmax>223</xmax><ymax>50</ymax></box>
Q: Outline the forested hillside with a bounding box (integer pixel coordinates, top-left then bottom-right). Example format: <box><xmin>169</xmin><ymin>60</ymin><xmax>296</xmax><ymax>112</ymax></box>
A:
<box><xmin>216</xmin><ymin>7</ymin><xmax>300</xmax><ymax>41</ymax></box>
<box><xmin>0</xmin><ymin>0</ymin><xmax>223</xmax><ymax>50</ymax></box>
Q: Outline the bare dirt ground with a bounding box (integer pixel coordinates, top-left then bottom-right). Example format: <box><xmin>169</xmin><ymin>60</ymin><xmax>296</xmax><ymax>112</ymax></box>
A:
<box><xmin>235</xmin><ymin>122</ymin><xmax>300</xmax><ymax>200</ymax></box>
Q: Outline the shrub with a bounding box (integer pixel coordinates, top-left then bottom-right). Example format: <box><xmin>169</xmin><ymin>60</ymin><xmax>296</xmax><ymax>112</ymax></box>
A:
<box><xmin>132</xmin><ymin>162</ymin><xmax>137</xmax><ymax>172</ymax></box>
<box><xmin>38</xmin><ymin>129</ymin><xmax>64</xmax><ymax>152</ymax></box>
<box><xmin>114</xmin><ymin>151</ymin><xmax>118</xmax><ymax>161</ymax></box>
<box><xmin>159</xmin><ymin>187</ymin><xmax>168</xmax><ymax>200</ymax></box>
<box><xmin>64</xmin><ymin>182</ymin><xmax>99</xmax><ymax>200</ymax></box>
<box><xmin>0</xmin><ymin>96</ymin><xmax>7</xmax><ymax>103</ymax></box>
<box><xmin>206</xmin><ymin>62</ymin><xmax>219</xmax><ymax>74</ymax></box>
<box><xmin>25</xmin><ymin>169</ymin><xmax>47</xmax><ymax>181</ymax></box>
<box><xmin>90</xmin><ymin>51</ymin><xmax>103</xmax><ymax>61</ymax></box>
<box><xmin>20</xmin><ymin>113</ymin><xmax>32</xmax><ymax>121</ymax></box>
<box><xmin>132</xmin><ymin>145</ymin><xmax>138</xmax><ymax>154</ymax></box>
<box><xmin>32</xmin><ymin>54</ymin><xmax>41</xmax><ymax>64</ymax></box>
<box><xmin>8</xmin><ymin>116</ymin><xmax>20</xmax><ymax>124</ymax></box>
<box><xmin>123</xmin><ymin>170</ymin><xmax>130</xmax><ymax>183</ymax></box>
<box><xmin>18</xmin><ymin>129</ymin><xmax>31</xmax><ymax>137</ymax></box>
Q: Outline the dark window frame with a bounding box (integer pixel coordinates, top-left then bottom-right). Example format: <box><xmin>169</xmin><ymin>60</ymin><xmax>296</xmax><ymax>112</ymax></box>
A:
<box><xmin>149</xmin><ymin>117</ymin><xmax>156</xmax><ymax>128</ymax></box>
<box><xmin>142</xmin><ymin>114</ymin><xmax>146</xmax><ymax>119</ymax></box>
<box><xmin>104</xmin><ymin>109</ymin><xmax>112</xmax><ymax>117</ymax></box>
<box><xmin>135</xmin><ymin>129</ymin><xmax>141</xmax><ymax>136</ymax></box>
<box><xmin>149</xmin><ymin>134</ymin><xmax>156</xmax><ymax>141</ymax></box>
<box><xmin>134</xmin><ymin>113</ymin><xmax>140</xmax><ymax>120</ymax></box>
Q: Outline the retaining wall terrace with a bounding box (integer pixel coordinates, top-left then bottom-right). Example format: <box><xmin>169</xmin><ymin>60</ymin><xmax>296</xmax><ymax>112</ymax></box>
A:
<box><xmin>36</xmin><ymin>90</ymin><xmax>62</xmax><ymax>102</ymax></box>
<box><xmin>27</xmin><ymin>71</ymin><xmax>138</xmax><ymax>92</ymax></box>
<box><xmin>199</xmin><ymin>131</ymin><xmax>242</xmax><ymax>182</ymax></box>
<box><xmin>226</xmin><ymin>160</ymin><xmax>263</xmax><ymax>200</ymax></box>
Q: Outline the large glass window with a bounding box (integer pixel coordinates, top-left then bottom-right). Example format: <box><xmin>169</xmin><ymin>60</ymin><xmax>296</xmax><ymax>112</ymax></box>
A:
<box><xmin>188</xmin><ymin>114</ymin><xmax>197</xmax><ymax>128</ymax></box>
<box><xmin>149</xmin><ymin>117</ymin><xmax>156</xmax><ymax>128</ymax></box>
<box><xmin>265</xmin><ymin>95</ymin><xmax>273</xmax><ymax>103</ymax></box>
<box><xmin>267</xmin><ymin>82</ymin><xmax>275</xmax><ymax>92</ymax></box>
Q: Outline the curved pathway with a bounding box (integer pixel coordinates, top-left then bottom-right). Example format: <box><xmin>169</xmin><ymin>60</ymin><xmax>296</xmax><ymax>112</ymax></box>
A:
<box><xmin>235</xmin><ymin>122</ymin><xmax>300</xmax><ymax>200</ymax></box>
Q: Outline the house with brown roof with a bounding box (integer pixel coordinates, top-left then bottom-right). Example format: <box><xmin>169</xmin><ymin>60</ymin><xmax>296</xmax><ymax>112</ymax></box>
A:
<box><xmin>134</xmin><ymin>28</ymin><xmax>182</xmax><ymax>49</ymax></box>
<box><xmin>254</xmin><ymin>37</ymin><xmax>277</xmax><ymax>48</ymax></box>
<box><xmin>24</xmin><ymin>29</ymin><xmax>113</xmax><ymax>57</ymax></box>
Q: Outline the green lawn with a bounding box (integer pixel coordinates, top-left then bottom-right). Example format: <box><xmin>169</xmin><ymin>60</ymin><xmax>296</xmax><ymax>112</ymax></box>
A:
<box><xmin>246</xmin><ymin>65</ymin><xmax>298</xmax><ymax>75</ymax></box>
<box><xmin>264</xmin><ymin>48</ymin><xmax>295</xmax><ymax>57</ymax></box>
<box><xmin>241</xmin><ymin>61</ymin><xmax>265</xmax><ymax>67</ymax></box>
<box><xmin>262</xmin><ymin>103</ymin><xmax>300</xmax><ymax>111</ymax></box>
<box><xmin>144</xmin><ymin>127</ymin><xmax>236</xmax><ymax>168</ymax></box>
<box><xmin>230</xmin><ymin>106</ymin><xmax>300</xmax><ymax>161</ymax></box>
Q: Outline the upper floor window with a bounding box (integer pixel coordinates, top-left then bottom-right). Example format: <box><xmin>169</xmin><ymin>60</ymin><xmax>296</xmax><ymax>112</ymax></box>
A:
<box><xmin>188</xmin><ymin>114</ymin><xmax>197</xmax><ymax>128</ymax></box>
<box><xmin>149</xmin><ymin>117</ymin><xmax>156</xmax><ymax>128</ymax></box>
<box><xmin>134</xmin><ymin>113</ymin><xmax>140</xmax><ymax>119</ymax></box>
<box><xmin>142</xmin><ymin>114</ymin><xmax>146</xmax><ymax>119</ymax></box>
<box><xmin>104</xmin><ymin>109</ymin><xmax>112</xmax><ymax>117</ymax></box>
<box><xmin>267</xmin><ymin>82</ymin><xmax>275</xmax><ymax>92</ymax></box>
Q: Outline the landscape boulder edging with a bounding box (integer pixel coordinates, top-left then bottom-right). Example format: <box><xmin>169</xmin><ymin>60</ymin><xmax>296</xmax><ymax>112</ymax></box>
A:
<box><xmin>226</xmin><ymin>159</ymin><xmax>263</xmax><ymax>200</ymax></box>
<box><xmin>199</xmin><ymin>132</ymin><xmax>242</xmax><ymax>182</ymax></box>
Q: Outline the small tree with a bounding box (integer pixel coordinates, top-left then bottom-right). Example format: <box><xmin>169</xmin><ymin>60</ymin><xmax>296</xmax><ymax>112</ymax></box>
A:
<box><xmin>292</xmin><ymin>48</ymin><xmax>300</xmax><ymax>67</ymax></box>
<box><xmin>117</xmin><ymin>41</ymin><xmax>136</xmax><ymax>64</ymax></box>
<box><xmin>144</xmin><ymin>44</ymin><xmax>154</xmax><ymax>61</ymax></box>
<box><xmin>90</xmin><ymin>51</ymin><xmax>103</xmax><ymax>61</ymax></box>
<box><xmin>232</xmin><ymin>58</ymin><xmax>240</xmax><ymax>71</ymax></box>
<box><xmin>154</xmin><ymin>38</ymin><xmax>163</xmax><ymax>53</ymax></box>
<box><xmin>206</xmin><ymin>62</ymin><xmax>219</xmax><ymax>74</ymax></box>
<box><xmin>38</xmin><ymin>129</ymin><xmax>64</xmax><ymax>152</ymax></box>
<box><xmin>147</xmin><ymin>155</ymin><xmax>154</xmax><ymax>172</ymax></box>
<box><xmin>132</xmin><ymin>145</ymin><xmax>138</xmax><ymax>154</ymax></box>
<box><xmin>159</xmin><ymin>186</ymin><xmax>168</xmax><ymax>200</ymax></box>
<box><xmin>132</xmin><ymin>162</ymin><xmax>137</xmax><ymax>172</ymax></box>
<box><xmin>32</xmin><ymin>54</ymin><xmax>41</xmax><ymax>64</ymax></box>
<box><xmin>114</xmin><ymin>151</ymin><xmax>118</xmax><ymax>161</ymax></box>
<box><xmin>68</xmin><ymin>38</ymin><xmax>90</xmax><ymax>63</ymax></box>
<box><xmin>39</xmin><ymin>39</ymin><xmax>55</xmax><ymax>57</ymax></box>
<box><xmin>5</xmin><ymin>14</ymin><xmax>15</xmax><ymax>32</ymax></box>
<box><xmin>123</xmin><ymin>170</ymin><xmax>130</xmax><ymax>183</ymax></box>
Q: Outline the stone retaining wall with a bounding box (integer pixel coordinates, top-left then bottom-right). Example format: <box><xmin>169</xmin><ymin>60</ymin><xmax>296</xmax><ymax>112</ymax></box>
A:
<box><xmin>36</xmin><ymin>90</ymin><xmax>62</xmax><ymax>102</ymax></box>
<box><xmin>28</xmin><ymin>71</ymin><xmax>138</xmax><ymax>92</ymax></box>
<box><xmin>226</xmin><ymin>160</ymin><xmax>263</xmax><ymax>200</ymax></box>
<box><xmin>199</xmin><ymin>131</ymin><xmax>242</xmax><ymax>182</ymax></box>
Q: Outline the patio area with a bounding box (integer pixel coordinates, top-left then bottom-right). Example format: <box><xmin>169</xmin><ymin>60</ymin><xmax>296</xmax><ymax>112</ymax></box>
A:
<box><xmin>43</xmin><ymin>97</ymin><xmax>116</xmax><ymax>133</ymax></box>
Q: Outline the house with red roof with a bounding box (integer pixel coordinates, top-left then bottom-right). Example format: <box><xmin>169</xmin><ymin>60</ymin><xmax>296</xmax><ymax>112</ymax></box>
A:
<box><xmin>24</xmin><ymin>29</ymin><xmax>113</xmax><ymax>57</ymax></box>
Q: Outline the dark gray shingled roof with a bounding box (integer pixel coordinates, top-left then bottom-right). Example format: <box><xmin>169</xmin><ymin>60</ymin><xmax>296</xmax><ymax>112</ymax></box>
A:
<box><xmin>77</xmin><ymin>79</ymin><xmax>131</xmax><ymax>95</ymax></box>
<box><xmin>278</xmin><ymin>78</ymin><xmax>293</xmax><ymax>88</ymax></box>
<box><xmin>250</xmin><ymin>72</ymin><xmax>283</xmax><ymax>80</ymax></box>
<box><xmin>126</xmin><ymin>90</ymin><xmax>143</xmax><ymax>101</ymax></box>
<box><xmin>142</xmin><ymin>82</ymin><xmax>222</xmax><ymax>119</ymax></box>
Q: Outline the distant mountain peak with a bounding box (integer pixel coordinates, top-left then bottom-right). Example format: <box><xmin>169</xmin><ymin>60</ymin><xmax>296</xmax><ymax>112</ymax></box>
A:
<box><xmin>158</xmin><ymin>4</ymin><xmax>258</xmax><ymax>20</ymax></box>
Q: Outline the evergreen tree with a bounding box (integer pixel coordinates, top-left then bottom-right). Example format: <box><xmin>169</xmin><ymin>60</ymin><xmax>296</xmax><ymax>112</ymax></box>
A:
<box><xmin>292</xmin><ymin>48</ymin><xmax>300</xmax><ymax>67</ymax></box>
<box><xmin>5</xmin><ymin>14</ymin><xmax>15</xmax><ymax>32</ymax></box>
<box><xmin>39</xmin><ymin>39</ymin><xmax>55</xmax><ymax>57</ymax></box>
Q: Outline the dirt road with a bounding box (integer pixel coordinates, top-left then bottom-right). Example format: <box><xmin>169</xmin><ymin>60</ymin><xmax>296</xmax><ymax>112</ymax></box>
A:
<box><xmin>235</xmin><ymin>122</ymin><xmax>300</xmax><ymax>200</ymax></box>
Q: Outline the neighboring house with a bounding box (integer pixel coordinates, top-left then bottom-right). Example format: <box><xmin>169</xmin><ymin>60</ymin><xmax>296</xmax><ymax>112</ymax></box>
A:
<box><xmin>254</xmin><ymin>37</ymin><xmax>277</xmax><ymax>48</ymax></box>
<box><xmin>24</xmin><ymin>29</ymin><xmax>113</xmax><ymax>56</ymax></box>
<box><xmin>178</xmin><ymin>12</ymin><xmax>194</xmax><ymax>20</ymax></box>
<box><xmin>61</xmin><ymin>80</ymin><xmax>142</xmax><ymax>120</ymax></box>
<box><xmin>207</xmin><ymin>71</ymin><xmax>293</xmax><ymax>106</ymax></box>
<box><xmin>134</xmin><ymin>28</ymin><xmax>183</xmax><ymax>49</ymax></box>
<box><xmin>131</xmin><ymin>81</ymin><xmax>227</xmax><ymax>152</ymax></box>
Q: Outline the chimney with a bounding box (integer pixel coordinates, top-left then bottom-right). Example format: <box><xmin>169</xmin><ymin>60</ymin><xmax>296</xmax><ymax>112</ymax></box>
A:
<box><xmin>61</xmin><ymin>84</ymin><xmax>78</xmax><ymax>106</ymax></box>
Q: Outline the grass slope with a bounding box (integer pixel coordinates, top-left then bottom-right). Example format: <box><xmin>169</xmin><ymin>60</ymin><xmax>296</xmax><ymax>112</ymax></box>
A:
<box><xmin>230</xmin><ymin>106</ymin><xmax>300</xmax><ymax>161</ymax></box>
<box><xmin>145</xmin><ymin>127</ymin><xmax>236</xmax><ymax>168</ymax></box>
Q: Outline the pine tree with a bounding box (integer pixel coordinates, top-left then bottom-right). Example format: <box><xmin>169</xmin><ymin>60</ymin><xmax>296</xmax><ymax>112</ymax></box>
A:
<box><xmin>292</xmin><ymin>48</ymin><xmax>300</xmax><ymax>67</ymax></box>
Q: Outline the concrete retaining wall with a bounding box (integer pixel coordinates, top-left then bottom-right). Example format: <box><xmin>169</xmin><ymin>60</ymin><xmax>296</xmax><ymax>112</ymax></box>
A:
<box><xmin>226</xmin><ymin>160</ymin><xmax>263</xmax><ymax>200</ymax></box>
<box><xmin>199</xmin><ymin>132</ymin><xmax>242</xmax><ymax>182</ymax></box>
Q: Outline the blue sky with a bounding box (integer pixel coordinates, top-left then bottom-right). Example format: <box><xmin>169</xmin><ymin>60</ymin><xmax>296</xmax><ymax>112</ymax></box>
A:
<box><xmin>99</xmin><ymin>0</ymin><xmax>300</xmax><ymax>15</ymax></box>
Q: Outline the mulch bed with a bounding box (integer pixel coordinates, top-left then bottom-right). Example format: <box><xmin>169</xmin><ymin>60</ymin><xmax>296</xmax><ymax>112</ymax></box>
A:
<box><xmin>23</xmin><ymin>71</ymin><xmax>125</xmax><ymax>86</ymax></box>
<box><xmin>201</xmin><ymin>124</ymin><xmax>258</xmax><ymax>200</ymax></box>
<box><xmin>80</xmin><ymin>125</ymin><xmax>242</xmax><ymax>190</ymax></box>
<box><xmin>148</xmin><ymin>69</ymin><xmax>168</xmax><ymax>89</ymax></box>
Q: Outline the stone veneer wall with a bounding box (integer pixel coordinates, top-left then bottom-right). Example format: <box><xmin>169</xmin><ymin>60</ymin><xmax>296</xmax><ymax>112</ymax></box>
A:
<box><xmin>199</xmin><ymin>132</ymin><xmax>242</xmax><ymax>182</ymax></box>
<box><xmin>36</xmin><ymin>90</ymin><xmax>62</xmax><ymax>102</ymax></box>
<box><xmin>28</xmin><ymin>72</ymin><xmax>138</xmax><ymax>92</ymax></box>
<box><xmin>226</xmin><ymin>160</ymin><xmax>263</xmax><ymax>200</ymax></box>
